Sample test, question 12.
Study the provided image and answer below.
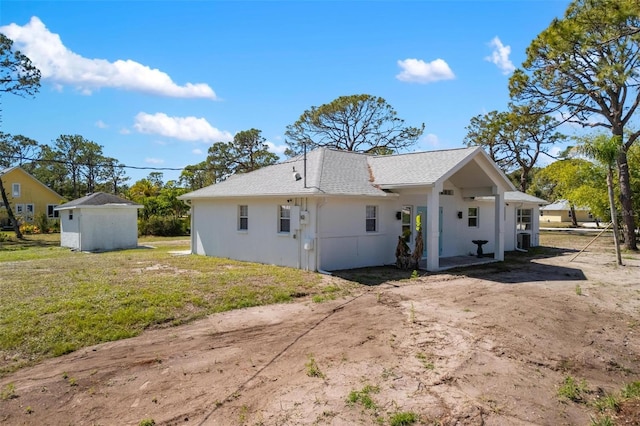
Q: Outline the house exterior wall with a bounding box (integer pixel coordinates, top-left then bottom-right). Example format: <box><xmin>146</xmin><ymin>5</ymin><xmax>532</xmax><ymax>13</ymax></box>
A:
<box><xmin>59</xmin><ymin>207</ymin><xmax>138</xmax><ymax>251</ymax></box>
<box><xmin>191</xmin><ymin>197</ymin><xmax>319</xmax><ymax>270</ymax></box>
<box><xmin>316</xmin><ymin>197</ymin><xmax>399</xmax><ymax>271</ymax></box>
<box><xmin>0</xmin><ymin>168</ymin><xmax>63</xmax><ymax>226</ymax></box>
<box><xmin>189</xmin><ymin>196</ymin><xmax>401</xmax><ymax>272</ymax></box>
<box><xmin>540</xmin><ymin>209</ymin><xmax>592</xmax><ymax>223</ymax></box>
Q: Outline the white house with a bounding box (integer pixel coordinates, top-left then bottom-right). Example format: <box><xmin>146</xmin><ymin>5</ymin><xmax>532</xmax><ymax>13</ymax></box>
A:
<box><xmin>179</xmin><ymin>147</ymin><xmax>547</xmax><ymax>272</ymax></box>
<box><xmin>55</xmin><ymin>192</ymin><xmax>142</xmax><ymax>252</ymax></box>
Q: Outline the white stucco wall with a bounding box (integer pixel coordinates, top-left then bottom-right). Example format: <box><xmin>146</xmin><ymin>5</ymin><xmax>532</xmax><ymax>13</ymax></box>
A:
<box><xmin>316</xmin><ymin>197</ymin><xmax>399</xmax><ymax>271</ymax></box>
<box><xmin>59</xmin><ymin>206</ymin><xmax>138</xmax><ymax>251</ymax></box>
<box><xmin>191</xmin><ymin>197</ymin><xmax>318</xmax><ymax>270</ymax></box>
<box><xmin>59</xmin><ymin>209</ymin><xmax>80</xmax><ymax>250</ymax></box>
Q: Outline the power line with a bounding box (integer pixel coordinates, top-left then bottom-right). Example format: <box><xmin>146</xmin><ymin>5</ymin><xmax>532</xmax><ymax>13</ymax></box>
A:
<box><xmin>4</xmin><ymin>155</ymin><xmax>198</xmax><ymax>173</ymax></box>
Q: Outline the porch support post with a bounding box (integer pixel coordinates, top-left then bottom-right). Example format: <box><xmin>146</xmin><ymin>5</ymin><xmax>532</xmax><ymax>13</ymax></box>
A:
<box><xmin>494</xmin><ymin>190</ymin><xmax>504</xmax><ymax>261</ymax></box>
<box><xmin>426</xmin><ymin>184</ymin><xmax>441</xmax><ymax>271</ymax></box>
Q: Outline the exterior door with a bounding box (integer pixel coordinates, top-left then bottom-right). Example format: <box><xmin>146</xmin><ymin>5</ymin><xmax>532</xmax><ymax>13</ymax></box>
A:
<box><xmin>417</xmin><ymin>206</ymin><xmax>443</xmax><ymax>257</ymax></box>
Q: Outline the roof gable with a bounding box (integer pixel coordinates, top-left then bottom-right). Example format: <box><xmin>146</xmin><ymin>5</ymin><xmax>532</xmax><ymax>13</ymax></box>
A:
<box><xmin>56</xmin><ymin>192</ymin><xmax>141</xmax><ymax>209</ymax></box>
<box><xmin>0</xmin><ymin>166</ymin><xmax>65</xmax><ymax>200</ymax></box>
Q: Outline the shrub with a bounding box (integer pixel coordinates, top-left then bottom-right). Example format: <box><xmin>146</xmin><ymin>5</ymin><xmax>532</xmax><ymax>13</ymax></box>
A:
<box><xmin>35</xmin><ymin>212</ymin><xmax>51</xmax><ymax>234</ymax></box>
<box><xmin>19</xmin><ymin>223</ymin><xmax>40</xmax><ymax>235</ymax></box>
<box><xmin>138</xmin><ymin>215</ymin><xmax>188</xmax><ymax>236</ymax></box>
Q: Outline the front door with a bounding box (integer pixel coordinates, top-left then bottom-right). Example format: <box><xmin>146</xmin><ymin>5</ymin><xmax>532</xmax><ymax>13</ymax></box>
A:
<box><xmin>416</xmin><ymin>206</ymin><xmax>443</xmax><ymax>257</ymax></box>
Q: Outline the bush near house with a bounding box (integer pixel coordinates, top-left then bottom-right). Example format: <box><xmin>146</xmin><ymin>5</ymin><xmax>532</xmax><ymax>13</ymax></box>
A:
<box><xmin>138</xmin><ymin>215</ymin><xmax>189</xmax><ymax>237</ymax></box>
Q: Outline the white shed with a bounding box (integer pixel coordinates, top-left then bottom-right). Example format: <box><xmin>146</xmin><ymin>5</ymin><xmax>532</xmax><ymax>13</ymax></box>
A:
<box><xmin>55</xmin><ymin>192</ymin><xmax>142</xmax><ymax>252</ymax></box>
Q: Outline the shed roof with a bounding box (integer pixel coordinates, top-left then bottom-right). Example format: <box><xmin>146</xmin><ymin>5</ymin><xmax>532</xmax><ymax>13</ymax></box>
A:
<box><xmin>55</xmin><ymin>192</ymin><xmax>141</xmax><ymax>210</ymax></box>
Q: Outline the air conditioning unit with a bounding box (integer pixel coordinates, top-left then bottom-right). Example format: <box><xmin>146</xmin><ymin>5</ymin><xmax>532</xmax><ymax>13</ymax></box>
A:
<box><xmin>517</xmin><ymin>233</ymin><xmax>531</xmax><ymax>250</ymax></box>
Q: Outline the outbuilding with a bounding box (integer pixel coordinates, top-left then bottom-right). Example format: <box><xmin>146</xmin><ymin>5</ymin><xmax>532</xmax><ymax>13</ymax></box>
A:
<box><xmin>55</xmin><ymin>192</ymin><xmax>142</xmax><ymax>252</ymax></box>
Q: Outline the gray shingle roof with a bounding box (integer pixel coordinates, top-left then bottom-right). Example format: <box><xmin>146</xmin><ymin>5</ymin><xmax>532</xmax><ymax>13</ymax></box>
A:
<box><xmin>179</xmin><ymin>146</ymin><xmax>510</xmax><ymax>200</ymax></box>
<box><xmin>369</xmin><ymin>147</ymin><xmax>479</xmax><ymax>186</ymax></box>
<box><xmin>541</xmin><ymin>199</ymin><xmax>589</xmax><ymax>211</ymax></box>
<box><xmin>56</xmin><ymin>192</ymin><xmax>140</xmax><ymax>209</ymax></box>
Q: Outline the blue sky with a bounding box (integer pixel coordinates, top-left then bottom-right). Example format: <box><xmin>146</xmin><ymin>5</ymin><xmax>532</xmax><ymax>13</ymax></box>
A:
<box><xmin>1</xmin><ymin>1</ymin><xmax>572</xmax><ymax>183</ymax></box>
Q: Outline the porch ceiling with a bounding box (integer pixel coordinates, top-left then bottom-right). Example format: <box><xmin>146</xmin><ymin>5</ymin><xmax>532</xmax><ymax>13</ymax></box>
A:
<box><xmin>447</xmin><ymin>159</ymin><xmax>498</xmax><ymax>191</ymax></box>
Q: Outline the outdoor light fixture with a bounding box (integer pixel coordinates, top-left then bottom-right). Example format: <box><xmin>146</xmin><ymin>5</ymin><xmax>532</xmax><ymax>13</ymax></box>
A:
<box><xmin>457</xmin><ymin>211</ymin><xmax>463</xmax><ymax>219</ymax></box>
<box><xmin>396</xmin><ymin>211</ymin><xmax>402</xmax><ymax>220</ymax></box>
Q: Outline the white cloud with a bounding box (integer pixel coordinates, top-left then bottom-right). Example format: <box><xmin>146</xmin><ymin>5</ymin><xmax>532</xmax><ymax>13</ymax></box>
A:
<box><xmin>265</xmin><ymin>140</ymin><xmax>287</xmax><ymax>157</ymax></box>
<box><xmin>134</xmin><ymin>112</ymin><xmax>233</xmax><ymax>142</ymax></box>
<box><xmin>145</xmin><ymin>158</ymin><xmax>165</xmax><ymax>165</ymax></box>
<box><xmin>119</xmin><ymin>128</ymin><xmax>131</xmax><ymax>135</ymax></box>
<box><xmin>192</xmin><ymin>148</ymin><xmax>203</xmax><ymax>155</ymax></box>
<box><xmin>95</xmin><ymin>120</ymin><xmax>108</xmax><ymax>129</ymax></box>
<box><xmin>396</xmin><ymin>58</ymin><xmax>455</xmax><ymax>84</ymax></box>
<box><xmin>485</xmin><ymin>37</ymin><xmax>515</xmax><ymax>75</ymax></box>
<box><xmin>0</xmin><ymin>17</ymin><xmax>217</xmax><ymax>99</ymax></box>
<box><xmin>423</xmin><ymin>133</ymin><xmax>440</xmax><ymax>147</ymax></box>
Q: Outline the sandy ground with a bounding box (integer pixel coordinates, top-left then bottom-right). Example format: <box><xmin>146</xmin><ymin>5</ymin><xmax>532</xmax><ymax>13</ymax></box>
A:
<box><xmin>1</xmin><ymin>232</ymin><xmax>639</xmax><ymax>426</ymax></box>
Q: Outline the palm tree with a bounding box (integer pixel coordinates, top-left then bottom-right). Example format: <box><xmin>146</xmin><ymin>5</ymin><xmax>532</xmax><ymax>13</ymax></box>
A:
<box><xmin>578</xmin><ymin>134</ymin><xmax>623</xmax><ymax>266</ymax></box>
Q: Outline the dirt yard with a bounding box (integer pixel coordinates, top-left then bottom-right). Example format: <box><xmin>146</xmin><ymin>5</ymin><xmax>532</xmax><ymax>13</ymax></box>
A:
<box><xmin>1</xmin><ymin>232</ymin><xmax>639</xmax><ymax>425</ymax></box>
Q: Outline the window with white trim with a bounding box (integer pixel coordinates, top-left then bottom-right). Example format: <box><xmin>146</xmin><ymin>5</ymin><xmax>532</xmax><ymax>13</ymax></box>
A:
<box><xmin>516</xmin><ymin>208</ymin><xmax>532</xmax><ymax>230</ymax></box>
<box><xmin>238</xmin><ymin>205</ymin><xmax>248</xmax><ymax>230</ymax></box>
<box><xmin>15</xmin><ymin>204</ymin><xmax>24</xmax><ymax>216</ymax></box>
<box><xmin>26</xmin><ymin>204</ymin><xmax>34</xmax><ymax>221</ymax></box>
<box><xmin>47</xmin><ymin>205</ymin><xmax>60</xmax><ymax>218</ymax></box>
<box><xmin>468</xmin><ymin>207</ymin><xmax>479</xmax><ymax>227</ymax></box>
<box><xmin>366</xmin><ymin>205</ymin><xmax>378</xmax><ymax>232</ymax></box>
<box><xmin>401</xmin><ymin>206</ymin><xmax>412</xmax><ymax>242</ymax></box>
<box><xmin>12</xmin><ymin>183</ymin><xmax>20</xmax><ymax>197</ymax></box>
<box><xmin>278</xmin><ymin>205</ymin><xmax>290</xmax><ymax>233</ymax></box>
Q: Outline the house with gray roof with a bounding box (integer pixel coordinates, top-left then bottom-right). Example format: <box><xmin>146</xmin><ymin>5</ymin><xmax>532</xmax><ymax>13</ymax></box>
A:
<box><xmin>55</xmin><ymin>192</ymin><xmax>142</xmax><ymax>252</ymax></box>
<box><xmin>179</xmin><ymin>147</ymin><xmax>546</xmax><ymax>272</ymax></box>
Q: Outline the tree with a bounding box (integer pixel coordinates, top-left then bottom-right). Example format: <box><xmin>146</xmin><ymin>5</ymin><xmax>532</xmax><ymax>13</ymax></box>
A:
<box><xmin>0</xmin><ymin>34</ymin><xmax>41</xmax><ymax>97</ymax></box>
<box><xmin>509</xmin><ymin>0</ymin><xmax>640</xmax><ymax>249</ymax></box>
<box><xmin>531</xmin><ymin>158</ymin><xmax>603</xmax><ymax>227</ymax></box>
<box><xmin>0</xmin><ymin>34</ymin><xmax>41</xmax><ymax>238</ymax></box>
<box><xmin>179</xmin><ymin>161</ymin><xmax>215</xmax><ymax>191</ymax></box>
<box><xmin>464</xmin><ymin>103</ymin><xmax>565</xmax><ymax>191</ymax></box>
<box><xmin>284</xmin><ymin>94</ymin><xmax>424</xmax><ymax>155</ymax></box>
<box><xmin>99</xmin><ymin>157</ymin><xmax>129</xmax><ymax>195</ymax></box>
<box><xmin>205</xmin><ymin>129</ymin><xmax>278</xmax><ymax>182</ymax></box>
<box><xmin>578</xmin><ymin>134</ymin><xmax>623</xmax><ymax>265</ymax></box>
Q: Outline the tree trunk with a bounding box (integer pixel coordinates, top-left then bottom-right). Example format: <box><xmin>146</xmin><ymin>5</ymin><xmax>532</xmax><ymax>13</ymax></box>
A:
<box><xmin>616</xmin><ymin>150</ymin><xmax>638</xmax><ymax>250</ymax></box>
<box><xmin>570</xmin><ymin>205</ymin><xmax>578</xmax><ymax>227</ymax></box>
<box><xmin>0</xmin><ymin>178</ymin><xmax>24</xmax><ymax>239</ymax></box>
<box><xmin>606</xmin><ymin>167</ymin><xmax>623</xmax><ymax>265</ymax></box>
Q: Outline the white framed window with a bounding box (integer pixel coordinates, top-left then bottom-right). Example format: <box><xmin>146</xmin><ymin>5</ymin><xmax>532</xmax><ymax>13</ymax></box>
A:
<box><xmin>15</xmin><ymin>204</ymin><xmax>24</xmax><ymax>215</ymax></box>
<box><xmin>47</xmin><ymin>205</ymin><xmax>60</xmax><ymax>218</ymax></box>
<box><xmin>69</xmin><ymin>211</ymin><xmax>73</xmax><ymax>220</ymax></box>
<box><xmin>401</xmin><ymin>205</ymin><xmax>412</xmax><ymax>242</ymax></box>
<box><xmin>516</xmin><ymin>208</ymin><xmax>532</xmax><ymax>230</ymax></box>
<box><xmin>238</xmin><ymin>205</ymin><xmax>248</xmax><ymax>230</ymax></box>
<box><xmin>468</xmin><ymin>207</ymin><xmax>479</xmax><ymax>227</ymax></box>
<box><xmin>25</xmin><ymin>204</ymin><xmax>34</xmax><ymax>221</ymax></box>
<box><xmin>278</xmin><ymin>205</ymin><xmax>290</xmax><ymax>233</ymax></box>
<box><xmin>366</xmin><ymin>205</ymin><xmax>377</xmax><ymax>232</ymax></box>
<box><xmin>12</xmin><ymin>183</ymin><xmax>20</xmax><ymax>197</ymax></box>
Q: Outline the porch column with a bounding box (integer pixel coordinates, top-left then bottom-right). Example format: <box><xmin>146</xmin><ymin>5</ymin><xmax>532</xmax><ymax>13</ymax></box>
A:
<box><xmin>426</xmin><ymin>185</ymin><xmax>441</xmax><ymax>271</ymax></box>
<box><xmin>494</xmin><ymin>191</ymin><xmax>504</xmax><ymax>261</ymax></box>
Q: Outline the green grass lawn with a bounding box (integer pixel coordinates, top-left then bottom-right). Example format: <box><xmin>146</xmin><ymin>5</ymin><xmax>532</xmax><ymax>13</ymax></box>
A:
<box><xmin>0</xmin><ymin>234</ymin><xmax>336</xmax><ymax>376</ymax></box>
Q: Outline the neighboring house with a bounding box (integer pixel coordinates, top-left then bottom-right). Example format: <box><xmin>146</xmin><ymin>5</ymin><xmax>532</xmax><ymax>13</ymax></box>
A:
<box><xmin>180</xmin><ymin>147</ymin><xmax>547</xmax><ymax>272</ymax></box>
<box><xmin>0</xmin><ymin>166</ymin><xmax>64</xmax><ymax>229</ymax></box>
<box><xmin>540</xmin><ymin>199</ymin><xmax>592</xmax><ymax>223</ymax></box>
<box><xmin>55</xmin><ymin>192</ymin><xmax>142</xmax><ymax>252</ymax></box>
